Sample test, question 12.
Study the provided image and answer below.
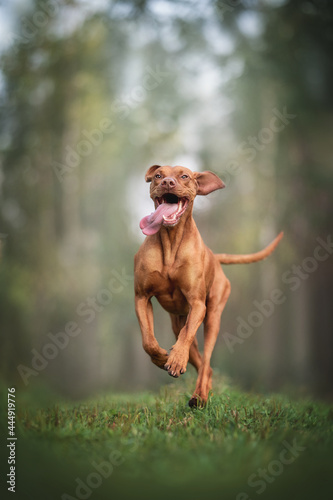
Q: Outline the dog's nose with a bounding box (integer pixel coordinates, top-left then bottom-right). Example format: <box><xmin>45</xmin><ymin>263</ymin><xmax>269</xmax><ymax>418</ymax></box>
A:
<box><xmin>161</xmin><ymin>177</ymin><xmax>176</xmax><ymax>189</ymax></box>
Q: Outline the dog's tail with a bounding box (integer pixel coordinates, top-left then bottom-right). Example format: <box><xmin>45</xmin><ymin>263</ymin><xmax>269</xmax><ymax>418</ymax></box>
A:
<box><xmin>215</xmin><ymin>232</ymin><xmax>283</xmax><ymax>265</ymax></box>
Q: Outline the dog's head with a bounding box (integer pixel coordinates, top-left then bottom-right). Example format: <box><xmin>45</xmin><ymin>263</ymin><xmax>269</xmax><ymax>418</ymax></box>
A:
<box><xmin>140</xmin><ymin>165</ymin><xmax>224</xmax><ymax>235</ymax></box>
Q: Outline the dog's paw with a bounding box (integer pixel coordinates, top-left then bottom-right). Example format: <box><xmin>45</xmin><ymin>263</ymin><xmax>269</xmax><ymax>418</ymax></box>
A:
<box><xmin>188</xmin><ymin>395</ymin><xmax>206</xmax><ymax>408</ymax></box>
<box><xmin>188</xmin><ymin>397</ymin><xmax>199</xmax><ymax>408</ymax></box>
<box><xmin>164</xmin><ymin>349</ymin><xmax>188</xmax><ymax>378</ymax></box>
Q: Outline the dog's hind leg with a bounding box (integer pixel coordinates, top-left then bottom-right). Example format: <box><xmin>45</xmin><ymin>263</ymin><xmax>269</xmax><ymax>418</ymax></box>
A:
<box><xmin>189</xmin><ymin>271</ymin><xmax>231</xmax><ymax>407</ymax></box>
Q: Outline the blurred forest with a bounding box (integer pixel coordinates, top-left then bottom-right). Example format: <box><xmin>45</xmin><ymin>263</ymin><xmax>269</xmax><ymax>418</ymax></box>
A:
<box><xmin>0</xmin><ymin>0</ymin><xmax>332</xmax><ymax>399</ymax></box>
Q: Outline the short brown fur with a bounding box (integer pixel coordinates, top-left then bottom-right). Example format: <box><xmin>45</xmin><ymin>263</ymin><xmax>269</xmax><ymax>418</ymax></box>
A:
<box><xmin>134</xmin><ymin>165</ymin><xmax>283</xmax><ymax>407</ymax></box>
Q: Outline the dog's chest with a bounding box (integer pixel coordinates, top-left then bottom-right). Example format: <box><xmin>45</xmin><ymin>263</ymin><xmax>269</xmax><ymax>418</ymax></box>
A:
<box><xmin>146</xmin><ymin>265</ymin><xmax>190</xmax><ymax>314</ymax></box>
<box><xmin>146</xmin><ymin>263</ymin><xmax>184</xmax><ymax>293</ymax></box>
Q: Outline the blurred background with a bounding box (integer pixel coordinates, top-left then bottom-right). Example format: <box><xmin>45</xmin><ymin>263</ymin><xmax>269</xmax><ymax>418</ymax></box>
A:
<box><xmin>0</xmin><ymin>0</ymin><xmax>332</xmax><ymax>399</ymax></box>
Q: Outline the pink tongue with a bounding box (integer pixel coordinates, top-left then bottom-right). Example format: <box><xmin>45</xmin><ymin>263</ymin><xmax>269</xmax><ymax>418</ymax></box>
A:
<box><xmin>140</xmin><ymin>203</ymin><xmax>178</xmax><ymax>235</ymax></box>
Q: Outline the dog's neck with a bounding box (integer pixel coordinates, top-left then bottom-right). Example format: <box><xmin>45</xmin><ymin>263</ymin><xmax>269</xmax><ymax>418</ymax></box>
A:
<box><xmin>158</xmin><ymin>204</ymin><xmax>199</xmax><ymax>266</ymax></box>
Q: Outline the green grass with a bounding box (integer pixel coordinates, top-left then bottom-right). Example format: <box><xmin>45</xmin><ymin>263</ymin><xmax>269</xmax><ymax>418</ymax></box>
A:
<box><xmin>1</xmin><ymin>377</ymin><xmax>333</xmax><ymax>500</ymax></box>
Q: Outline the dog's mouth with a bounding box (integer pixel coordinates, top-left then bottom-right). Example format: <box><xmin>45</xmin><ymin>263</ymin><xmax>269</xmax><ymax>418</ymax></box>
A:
<box><xmin>155</xmin><ymin>194</ymin><xmax>189</xmax><ymax>226</ymax></box>
<box><xmin>139</xmin><ymin>194</ymin><xmax>189</xmax><ymax>235</ymax></box>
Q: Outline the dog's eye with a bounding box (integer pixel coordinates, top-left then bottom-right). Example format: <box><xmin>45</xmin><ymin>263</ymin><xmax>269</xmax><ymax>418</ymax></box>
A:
<box><xmin>155</xmin><ymin>174</ymin><xmax>162</xmax><ymax>179</ymax></box>
<box><xmin>181</xmin><ymin>174</ymin><xmax>189</xmax><ymax>179</ymax></box>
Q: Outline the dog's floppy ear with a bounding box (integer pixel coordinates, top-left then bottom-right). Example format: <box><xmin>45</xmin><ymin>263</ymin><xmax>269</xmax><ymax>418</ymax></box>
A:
<box><xmin>145</xmin><ymin>165</ymin><xmax>161</xmax><ymax>182</ymax></box>
<box><xmin>195</xmin><ymin>171</ymin><xmax>225</xmax><ymax>195</ymax></box>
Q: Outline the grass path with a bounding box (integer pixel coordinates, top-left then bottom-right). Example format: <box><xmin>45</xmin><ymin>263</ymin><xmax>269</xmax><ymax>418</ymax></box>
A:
<box><xmin>1</xmin><ymin>377</ymin><xmax>332</xmax><ymax>500</ymax></box>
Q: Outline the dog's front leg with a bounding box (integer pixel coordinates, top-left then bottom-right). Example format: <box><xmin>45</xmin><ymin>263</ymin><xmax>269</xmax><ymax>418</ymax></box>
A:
<box><xmin>135</xmin><ymin>295</ymin><xmax>169</xmax><ymax>369</ymax></box>
<box><xmin>165</xmin><ymin>298</ymin><xmax>206</xmax><ymax>378</ymax></box>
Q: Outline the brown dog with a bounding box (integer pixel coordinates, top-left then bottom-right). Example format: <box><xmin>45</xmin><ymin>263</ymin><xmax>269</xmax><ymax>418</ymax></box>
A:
<box><xmin>134</xmin><ymin>165</ymin><xmax>283</xmax><ymax>407</ymax></box>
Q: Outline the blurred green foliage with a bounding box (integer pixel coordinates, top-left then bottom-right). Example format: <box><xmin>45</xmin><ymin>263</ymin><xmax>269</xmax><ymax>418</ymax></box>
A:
<box><xmin>0</xmin><ymin>0</ymin><xmax>332</xmax><ymax>397</ymax></box>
